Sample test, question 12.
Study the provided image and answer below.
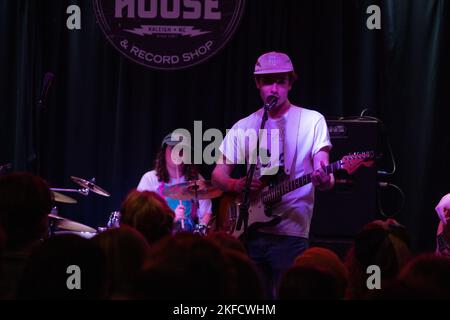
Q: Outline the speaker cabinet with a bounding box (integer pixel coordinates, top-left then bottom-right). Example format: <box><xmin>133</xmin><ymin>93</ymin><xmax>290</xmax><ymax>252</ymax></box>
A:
<box><xmin>310</xmin><ymin>119</ymin><xmax>379</xmax><ymax>240</ymax></box>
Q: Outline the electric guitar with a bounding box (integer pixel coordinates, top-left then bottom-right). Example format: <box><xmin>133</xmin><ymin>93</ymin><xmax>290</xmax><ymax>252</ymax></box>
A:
<box><xmin>217</xmin><ymin>151</ymin><xmax>375</xmax><ymax>238</ymax></box>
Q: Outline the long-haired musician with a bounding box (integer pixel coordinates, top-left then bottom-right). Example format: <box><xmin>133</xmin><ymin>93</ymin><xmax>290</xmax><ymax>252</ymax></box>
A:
<box><xmin>137</xmin><ymin>132</ymin><xmax>212</xmax><ymax>232</ymax></box>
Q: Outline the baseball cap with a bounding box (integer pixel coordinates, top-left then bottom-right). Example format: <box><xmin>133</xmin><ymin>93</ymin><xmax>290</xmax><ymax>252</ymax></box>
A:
<box><xmin>254</xmin><ymin>51</ymin><xmax>294</xmax><ymax>74</ymax></box>
<box><xmin>161</xmin><ymin>131</ymin><xmax>191</xmax><ymax>149</ymax></box>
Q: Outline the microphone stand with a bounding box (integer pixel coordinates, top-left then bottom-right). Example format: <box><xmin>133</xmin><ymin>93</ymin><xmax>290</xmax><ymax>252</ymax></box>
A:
<box><xmin>236</xmin><ymin>99</ymin><xmax>275</xmax><ymax>236</ymax></box>
<box><xmin>32</xmin><ymin>73</ymin><xmax>53</xmax><ymax>176</ymax></box>
<box><xmin>34</xmin><ymin>96</ymin><xmax>45</xmax><ymax>176</ymax></box>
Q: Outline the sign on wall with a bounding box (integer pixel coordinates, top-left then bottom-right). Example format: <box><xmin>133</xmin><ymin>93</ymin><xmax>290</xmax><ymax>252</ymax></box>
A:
<box><xmin>93</xmin><ymin>0</ymin><xmax>246</xmax><ymax>70</ymax></box>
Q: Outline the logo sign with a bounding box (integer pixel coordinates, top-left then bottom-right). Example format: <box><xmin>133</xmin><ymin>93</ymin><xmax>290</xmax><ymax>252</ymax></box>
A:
<box><xmin>93</xmin><ymin>0</ymin><xmax>246</xmax><ymax>70</ymax></box>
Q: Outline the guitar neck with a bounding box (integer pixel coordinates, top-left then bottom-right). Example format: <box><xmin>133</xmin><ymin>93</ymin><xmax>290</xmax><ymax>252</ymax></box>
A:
<box><xmin>261</xmin><ymin>160</ymin><xmax>342</xmax><ymax>202</ymax></box>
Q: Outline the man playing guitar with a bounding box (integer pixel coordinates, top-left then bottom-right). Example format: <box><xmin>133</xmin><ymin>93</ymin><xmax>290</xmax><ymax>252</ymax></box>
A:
<box><xmin>212</xmin><ymin>52</ymin><xmax>334</xmax><ymax>298</ymax></box>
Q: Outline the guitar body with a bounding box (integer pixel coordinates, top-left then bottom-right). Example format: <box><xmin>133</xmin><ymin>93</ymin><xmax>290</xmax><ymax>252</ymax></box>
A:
<box><xmin>218</xmin><ymin>192</ymin><xmax>282</xmax><ymax>238</ymax></box>
<box><xmin>217</xmin><ymin>169</ymin><xmax>285</xmax><ymax>238</ymax></box>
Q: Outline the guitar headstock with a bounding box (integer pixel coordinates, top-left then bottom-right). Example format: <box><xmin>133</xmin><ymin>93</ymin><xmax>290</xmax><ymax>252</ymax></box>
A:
<box><xmin>340</xmin><ymin>151</ymin><xmax>375</xmax><ymax>174</ymax></box>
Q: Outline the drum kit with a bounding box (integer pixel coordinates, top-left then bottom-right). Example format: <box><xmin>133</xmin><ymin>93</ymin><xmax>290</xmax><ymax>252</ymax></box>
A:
<box><xmin>49</xmin><ymin>176</ymin><xmax>222</xmax><ymax>237</ymax></box>
<box><xmin>49</xmin><ymin>176</ymin><xmax>110</xmax><ymax>238</ymax></box>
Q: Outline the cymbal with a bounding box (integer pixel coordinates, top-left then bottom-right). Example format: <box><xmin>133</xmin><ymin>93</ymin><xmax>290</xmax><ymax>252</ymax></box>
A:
<box><xmin>48</xmin><ymin>214</ymin><xmax>97</xmax><ymax>233</ymax></box>
<box><xmin>52</xmin><ymin>191</ymin><xmax>77</xmax><ymax>204</ymax></box>
<box><xmin>70</xmin><ymin>176</ymin><xmax>110</xmax><ymax>197</ymax></box>
<box><xmin>163</xmin><ymin>180</ymin><xmax>223</xmax><ymax>200</ymax></box>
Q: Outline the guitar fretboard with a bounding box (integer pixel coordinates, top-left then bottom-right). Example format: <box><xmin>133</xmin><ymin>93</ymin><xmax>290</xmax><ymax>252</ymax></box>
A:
<box><xmin>261</xmin><ymin>160</ymin><xmax>342</xmax><ymax>203</ymax></box>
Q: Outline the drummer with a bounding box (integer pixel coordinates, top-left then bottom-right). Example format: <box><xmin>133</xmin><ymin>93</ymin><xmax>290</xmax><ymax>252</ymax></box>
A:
<box><xmin>137</xmin><ymin>132</ymin><xmax>212</xmax><ymax>232</ymax></box>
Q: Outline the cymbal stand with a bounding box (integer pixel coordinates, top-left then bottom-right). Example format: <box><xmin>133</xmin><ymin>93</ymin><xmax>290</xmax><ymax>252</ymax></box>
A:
<box><xmin>50</xmin><ymin>187</ymin><xmax>90</xmax><ymax>196</ymax></box>
<box><xmin>191</xmin><ymin>181</ymin><xmax>207</xmax><ymax>235</ymax></box>
<box><xmin>48</xmin><ymin>206</ymin><xmax>59</xmax><ymax>236</ymax></box>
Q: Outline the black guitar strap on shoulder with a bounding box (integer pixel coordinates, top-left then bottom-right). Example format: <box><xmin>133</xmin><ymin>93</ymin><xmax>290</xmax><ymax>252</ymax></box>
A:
<box><xmin>236</xmin><ymin>105</ymin><xmax>271</xmax><ymax>234</ymax></box>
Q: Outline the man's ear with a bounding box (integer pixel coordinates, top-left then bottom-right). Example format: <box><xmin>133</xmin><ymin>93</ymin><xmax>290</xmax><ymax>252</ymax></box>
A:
<box><xmin>254</xmin><ymin>77</ymin><xmax>261</xmax><ymax>89</ymax></box>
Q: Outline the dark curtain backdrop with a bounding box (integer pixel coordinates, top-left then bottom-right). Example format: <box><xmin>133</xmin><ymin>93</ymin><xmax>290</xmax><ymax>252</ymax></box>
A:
<box><xmin>1</xmin><ymin>0</ymin><xmax>449</xmax><ymax>252</ymax></box>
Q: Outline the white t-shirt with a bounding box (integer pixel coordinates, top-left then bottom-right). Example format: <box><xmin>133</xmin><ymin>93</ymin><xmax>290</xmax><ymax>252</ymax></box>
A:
<box><xmin>137</xmin><ymin>170</ymin><xmax>212</xmax><ymax>223</ymax></box>
<box><xmin>219</xmin><ymin>105</ymin><xmax>332</xmax><ymax>238</ymax></box>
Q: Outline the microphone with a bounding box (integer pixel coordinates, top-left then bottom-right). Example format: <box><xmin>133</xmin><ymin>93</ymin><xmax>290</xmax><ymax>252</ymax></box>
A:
<box><xmin>38</xmin><ymin>72</ymin><xmax>54</xmax><ymax>108</ymax></box>
<box><xmin>264</xmin><ymin>95</ymin><xmax>278</xmax><ymax>111</ymax></box>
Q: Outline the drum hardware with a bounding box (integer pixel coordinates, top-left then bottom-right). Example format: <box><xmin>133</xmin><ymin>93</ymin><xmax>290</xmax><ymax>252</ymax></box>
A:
<box><xmin>48</xmin><ymin>207</ymin><xmax>97</xmax><ymax>236</ymax></box>
<box><xmin>163</xmin><ymin>180</ymin><xmax>222</xmax><ymax>235</ymax></box>
<box><xmin>94</xmin><ymin>211</ymin><xmax>121</xmax><ymax>233</ymax></box>
<box><xmin>51</xmin><ymin>187</ymin><xmax>89</xmax><ymax>197</ymax></box>
<box><xmin>47</xmin><ymin>176</ymin><xmax>110</xmax><ymax>237</ymax></box>
<box><xmin>162</xmin><ymin>180</ymin><xmax>222</xmax><ymax>201</ymax></box>
<box><xmin>50</xmin><ymin>176</ymin><xmax>110</xmax><ymax>202</ymax></box>
<box><xmin>70</xmin><ymin>176</ymin><xmax>110</xmax><ymax>197</ymax></box>
<box><xmin>106</xmin><ymin>211</ymin><xmax>121</xmax><ymax>229</ymax></box>
<box><xmin>193</xmin><ymin>223</ymin><xmax>209</xmax><ymax>236</ymax></box>
<box><xmin>51</xmin><ymin>191</ymin><xmax>77</xmax><ymax>204</ymax></box>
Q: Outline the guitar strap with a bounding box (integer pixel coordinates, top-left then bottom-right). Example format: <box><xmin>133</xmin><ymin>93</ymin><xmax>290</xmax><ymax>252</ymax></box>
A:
<box><xmin>284</xmin><ymin>105</ymin><xmax>302</xmax><ymax>179</ymax></box>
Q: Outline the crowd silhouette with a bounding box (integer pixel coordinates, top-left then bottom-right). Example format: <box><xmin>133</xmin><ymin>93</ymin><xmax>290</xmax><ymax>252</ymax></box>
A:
<box><xmin>1</xmin><ymin>172</ymin><xmax>449</xmax><ymax>300</ymax></box>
